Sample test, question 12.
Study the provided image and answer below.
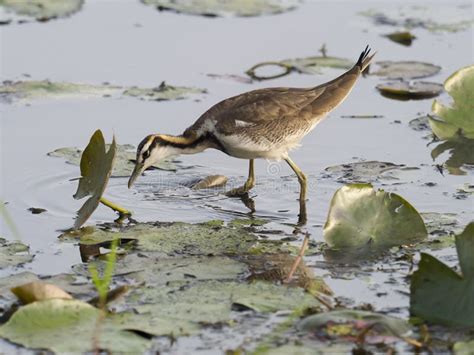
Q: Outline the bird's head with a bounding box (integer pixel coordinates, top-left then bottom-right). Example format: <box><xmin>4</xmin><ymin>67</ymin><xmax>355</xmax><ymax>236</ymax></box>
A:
<box><xmin>128</xmin><ymin>134</ymin><xmax>175</xmax><ymax>188</ymax></box>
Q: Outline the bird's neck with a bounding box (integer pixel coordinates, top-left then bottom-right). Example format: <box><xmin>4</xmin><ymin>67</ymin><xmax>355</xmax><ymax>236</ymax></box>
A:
<box><xmin>155</xmin><ymin>133</ymin><xmax>214</xmax><ymax>155</ymax></box>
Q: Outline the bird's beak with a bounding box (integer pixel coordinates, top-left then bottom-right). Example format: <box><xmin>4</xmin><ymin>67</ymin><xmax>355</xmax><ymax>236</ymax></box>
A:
<box><xmin>128</xmin><ymin>162</ymin><xmax>145</xmax><ymax>189</ymax></box>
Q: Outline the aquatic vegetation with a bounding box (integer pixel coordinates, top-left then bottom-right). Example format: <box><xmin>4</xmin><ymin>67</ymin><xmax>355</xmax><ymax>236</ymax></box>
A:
<box><xmin>141</xmin><ymin>0</ymin><xmax>300</xmax><ymax>17</ymax></box>
<box><xmin>0</xmin><ymin>0</ymin><xmax>83</xmax><ymax>23</ymax></box>
<box><xmin>429</xmin><ymin>65</ymin><xmax>474</xmax><ymax>140</ymax></box>
<box><xmin>0</xmin><ymin>238</ymin><xmax>32</xmax><ymax>268</ymax></box>
<box><xmin>371</xmin><ymin>61</ymin><xmax>441</xmax><ymax>80</ymax></box>
<box><xmin>383</xmin><ymin>31</ymin><xmax>416</xmax><ymax>46</ymax></box>
<box><xmin>324</xmin><ymin>184</ymin><xmax>427</xmax><ymax>250</ymax></box>
<box><xmin>410</xmin><ymin>223</ymin><xmax>474</xmax><ymax>327</ymax></box>
<box><xmin>11</xmin><ymin>281</ymin><xmax>73</xmax><ymax>304</ymax></box>
<box><xmin>376</xmin><ymin>81</ymin><xmax>443</xmax><ymax>100</ymax></box>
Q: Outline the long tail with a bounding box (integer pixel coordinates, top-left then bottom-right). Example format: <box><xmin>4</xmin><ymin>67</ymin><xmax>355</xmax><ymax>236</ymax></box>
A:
<box><xmin>356</xmin><ymin>45</ymin><xmax>376</xmax><ymax>71</ymax></box>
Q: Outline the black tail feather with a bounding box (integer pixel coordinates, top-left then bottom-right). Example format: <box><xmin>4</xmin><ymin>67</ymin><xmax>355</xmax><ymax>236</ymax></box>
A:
<box><xmin>356</xmin><ymin>45</ymin><xmax>371</xmax><ymax>68</ymax></box>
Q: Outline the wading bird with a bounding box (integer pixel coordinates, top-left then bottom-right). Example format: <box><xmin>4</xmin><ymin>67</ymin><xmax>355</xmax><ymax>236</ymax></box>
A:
<box><xmin>128</xmin><ymin>46</ymin><xmax>375</xmax><ymax>223</ymax></box>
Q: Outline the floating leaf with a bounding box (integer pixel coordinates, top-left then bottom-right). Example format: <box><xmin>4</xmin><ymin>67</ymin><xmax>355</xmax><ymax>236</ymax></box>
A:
<box><xmin>372</xmin><ymin>61</ymin><xmax>440</xmax><ymax>80</ymax></box>
<box><xmin>73</xmin><ymin>130</ymin><xmax>116</xmax><ymax>229</ymax></box>
<box><xmin>324</xmin><ymin>161</ymin><xmax>412</xmax><ymax>183</ymax></box>
<box><xmin>430</xmin><ymin>65</ymin><xmax>474</xmax><ymax>140</ymax></box>
<box><xmin>0</xmin><ymin>238</ymin><xmax>32</xmax><ymax>268</ymax></box>
<box><xmin>11</xmin><ymin>281</ymin><xmax>72</xmax><ymax>304</ymax></box>
<box><xmin>27</xmin><ymin>207</ymin><xmax>47</xmax><ymax>214</ymax></box>
<box><xmin>360</xmin><ymin>5</ymin><xmax>474</xmax><ymax>32</ymax></box>
<box><xmin>0</xmin><ymin>80</ymin><xmax>205</xmax><ymax>104</ymax></box>
<box><xmin>410</xmin><ymin>223</ymin><xmax>474</xmax><ymax>327</ymax></box>
<box><xmin>246</xmin><ymin>55</ymin><xmax>352</xmax><ymax>80</ymax></box>
<box><xmin>376</xmin><ymin>81</ymin><xmax>443</xmax><ymax>100</ymax></box>
<box><xmin>0</xmin><ymin>0</ymin><xmax>83</xmax><ymax>23</ymax></box>
<box><xmin>409</xmin><ymin>115</ymin><xmax>430</xmax><ymax>132</ymax></box>
<box><xmin>48</xmin><ymin>143</ymin><xmax>176</xmax><ymax>177</ymax></box>
<box><xmin>122</xmin><ymin>81</ymin><xmax>206</xmax><ymax>101</ymax></box>
<box><xmin>192</xmin><ymin>175</ymin><xmax>228</xmax><ymax>189</ymax></box>
<box><xmin>141</xmin><ymin>0</ymin><xmax>299</xmax><ymax>17</ymax></box>
<box><xmin>323</xmin><ymin>184</ymin><xmax>427</xmax><ymax>250</ymax></box>
<box><xmin>0</xmin><ymin>299</ymin><xmax>150</xmax><ymax>353</ymax></box>
<box><xmin>113</xmin><ymin>280</ymin><xmax>320</xmax><ymax>336</ymax></box>
<box><xmin>298</xmin><ymin>310</ymin><xmax>411</xmax><ymax>342</ymax></box>
<box><xmin>383</xmin><ymin>31</ymin><xmax>416</xmax><ymax>46</ymax></box>
<box><xmin>454</xmin><ymin>340</ymin><xmax>474</xmax><ymax>355</ymax></box>
<box><xmin>430</xmin><ymin>138</ymin><xmax>474</xmax><ymax>175</ymax></box>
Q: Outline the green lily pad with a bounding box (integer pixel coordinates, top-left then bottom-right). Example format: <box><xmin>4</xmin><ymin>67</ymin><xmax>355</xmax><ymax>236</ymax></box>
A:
<box><xmin>324</xmin><ymin>161</ymin><xmax>412</xmax><ymax>183</ymax></box>
<box><xmin>246</xmin><ymin>55</ymin><xmax>352</xmax><ymax>81</ymax></box>
<box><xmin>421</xmin><ymin>212</ymin><xmax>459</xmax><ymax>236</ymax></box>
<box><xmin>372</xmin><ymin>61</ymin><xmax>440</xmax><ymax>80</ymax></box>
<box><xmin>360</xmin><ymin>5</ymin><xmax>474</xmax><ymax>33</ymax></box>
<box><xmin>410</xmin><ymin>223</ymin><xmax>474</xmax><ymax>327</ymax></box>
<box><xmin>0</xmin><ymin>0</ymin><xmax>83</xmax><ymax>23</ymax></box>
<box><xmin>323</xmin><ymin>184</ymin><xmax>427</xmax><ymax>250</ymax></box>
<box><xmin>430</xmin><ymin>138</ymin><xmax>474</xmax><ymax>176</ymax></box>
<box><xmin>298</xmin><ymin>309</ymin><xmax>411</xmax><ymax>339</ymax></box>
<box><xmin>141</xmin><ymin>0</ymin><xmax>299</xmax><ymax>17</ymax></box>
<box><xmin>0</xmin><ymin>80</ymin><xmax>205</xmax><ymax>104</ymax></box>
<box><xmin>0</xmin><ymin>238</ymin><xmax>32</xmax><ymax>268</ymax></box>
<box><xmin>48</xmin><ymin>143</ymin><xmax>176</xmax><ymax>177</ymax></box>
<box><xmin>73</xmin><ymin>130</ymin><xmax>116</xmax><ymax>229</ymax></box>
<box><xmin>383</xmin><ymin>31</ymin><xmax>416</xmax><ymax>46</ymax></box>
<box><xmin>0</xmin><ymin>299</ymin><xmax>150</xmax><ymax>353</ymax></box>
<box><xmin>376</xmin><ymin>81</ymin><xmax>443</xmax><ymax>100</ymax></box>
<box><xmin>430</xmin><ymin>65</ymin><xmax>474</xmax><ymax>140</ymax></box>
<box><xmin>113</xmin><ymin>280</ymin><xmax>320</xmax><ymax>336</ymax></box>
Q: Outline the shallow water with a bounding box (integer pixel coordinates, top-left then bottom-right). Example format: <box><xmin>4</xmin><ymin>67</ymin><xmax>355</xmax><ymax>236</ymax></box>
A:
<box><xmin>1</xmin><ymin>0</ymin><xmax>473</xmax><ymax>352</ymax></box>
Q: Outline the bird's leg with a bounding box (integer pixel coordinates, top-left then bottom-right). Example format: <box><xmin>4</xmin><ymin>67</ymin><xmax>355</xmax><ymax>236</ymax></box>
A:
<box><xmin>285</xmin><ymin>157</ymin><xmax>308</xmax><ymax>224</ymax></box>
<box><xmin>99</xmin><ymin>197</ymin><xmax>132</xmax><ymax>219</ymax></box>
<box><xmin>226</xmin><ymin>159</ymin><xmax>256</xmax><ymax>196</ymax></box>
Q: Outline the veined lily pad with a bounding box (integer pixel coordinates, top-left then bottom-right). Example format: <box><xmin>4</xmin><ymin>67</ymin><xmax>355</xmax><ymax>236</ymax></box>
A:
<box><xmin>360</xmin><ymin>5</ymin><xmax>474</xmax><ymax>33</ymax></box>
<box><xmin>376</xmin><ymin>81</ymin><xmax>443</xmax><ymax>100</ymax></box>
<box><xmin>410</xmin><ymin>223</ymin><xmax>474</xmax><ymax>327</ymax></box>
<box><xmin>48</xmin><ymin>144</ymin><xmax>176</xmax><ymax>177</ymax></box>
<box><xmin>141</xmin><ymin>0</ymin><xmax>299</xmax><ymax>17</ymax></box>
<box><xmin>0</xmin><ymin>80</ymin><xmax>205</xmax><ymax>104</ymax></box>
<box><xmin>323</xmin><ymin>161</ymin><xmax>412</xmax><ymax>183</ymax></box>
<box><xmin>0</xmin><ymin>238</ymin><xmax>32</xmax><ymax>268</ymax></box>
<box><xmin>323</xmin><ymin>184</ymin><xmax>427</xmax><ymax>250</ymax></box>
<box><xmin>246</xmin><ymin>55</ymin><xmax>352</xmax><ymax>81</ymax></box>
<box><xmin>73</xmin><ymin>130</ymin><xmax>116</xmax><ymax>229</ymax></box>
<box><xmin>0</xmin><ymin>299</ymin><xmax>150</xmax><ymax>353</ymax></box>
<box><xmin>0</xmin><ymin>0</ymin><xmax>83</xmax><ymax>23</ymax></box>
<box><xmin>430</xmin><ymin>65</ymin><xmax>474</xmax><ymax>140</ymax></box>
<box><xmin>372</xmin><ymin>61</ymin><xmax>441</xmax><ymax>80</ymax></box>
<box><xmin>383</xmin><ymin>31</ymin><xmax>416</xmax><ymax>46</ymax></box>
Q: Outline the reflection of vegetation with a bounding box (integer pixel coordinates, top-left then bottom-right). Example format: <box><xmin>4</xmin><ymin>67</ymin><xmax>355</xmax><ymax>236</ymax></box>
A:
<box><xmin>430</xmin><ymin>138</ymin><xmax>474</xmax><ymax>175</ymax></box>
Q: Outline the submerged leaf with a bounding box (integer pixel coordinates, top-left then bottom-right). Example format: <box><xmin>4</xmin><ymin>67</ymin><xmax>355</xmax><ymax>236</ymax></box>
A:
<box><xmin>376</xmin><ymin>81</ymin><xmax>443</xmax><ymax>100</ymax></box>
<box><xmin>0</xmin><ymin>299</ymin><xmax>150</xmax><ymax>353</ymax></box>
<box><xmin>410</xmin><ymin>223</ymin><xmax>474</xmax><ymax>327</ymax></box>
<box><xmin>299</xmin><ymin>309</ymin><xmax>411</xmax><ymax>339</ymax></box>
<box><xmin>192</xmin><ymin>175</ymin><xmax>228</xmax><ymax>189</ymax></box>
<box><xmin>430</xmin><ymin>65</ymin><xmax>474</xmax><ymax>140</ymax></box>
<box><xmin>324</xmin><ymin>161</ymin><xmax>412</xmax><ymax>183</ymax></box>
<box><xmin>372</xmin><ymin>61</ymin><xmax>440</xmax><ymax>80</ymax></box>
<box><xmin>48</xmin><ymin>143</ymin><xmax>176</xmax><ymax>177</ymax></box>
<box><xmin>73</xmin><ymin>130</ymin><xmax>116</xmax><ymax>229</ymax></box>
<box><xmin>0</xmin><ymin>0</ymin><xmax>83</xmax><ymax>22</ymax></box>
<box><xmin>122</xmin><ymin>81</ymin><xmax>206</xmax><ymax>101</ymax></box>
<box><xmin>0</xmin><ymin>238</ymin><xmax>32</xmax><ymax>268</ymax></box>
<box><xmin>141</xmin><ymin>0</ymin><xmax>299</xmax><ymax>17</ymax></box>
<box><xmin>323</xmin><ymin>184</ymin><xmax>427</xmax><ymax>250</ymax></box>
<box><xmin>11</xmin><ymin>281</ymin><xmax>72</xmax><ymax>304</ymax></box>
<box><xmin>430</xmin><ymin>138</ymin><xmax>474</xmax><ymax>176</ymax></box>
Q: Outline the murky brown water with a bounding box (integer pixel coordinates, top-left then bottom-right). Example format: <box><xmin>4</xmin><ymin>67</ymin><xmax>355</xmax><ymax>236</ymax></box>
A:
<box><xmin>1</xmin><ymin>0</ymin><xmax>473</xmax><ymax>353</ymax></box>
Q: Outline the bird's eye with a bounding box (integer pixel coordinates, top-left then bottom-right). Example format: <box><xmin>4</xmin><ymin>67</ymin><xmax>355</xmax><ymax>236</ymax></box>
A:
<box><xmin>143</xmin><ymin>150</ymin><xmax>150</xmax><ymax>160</ymax></box>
